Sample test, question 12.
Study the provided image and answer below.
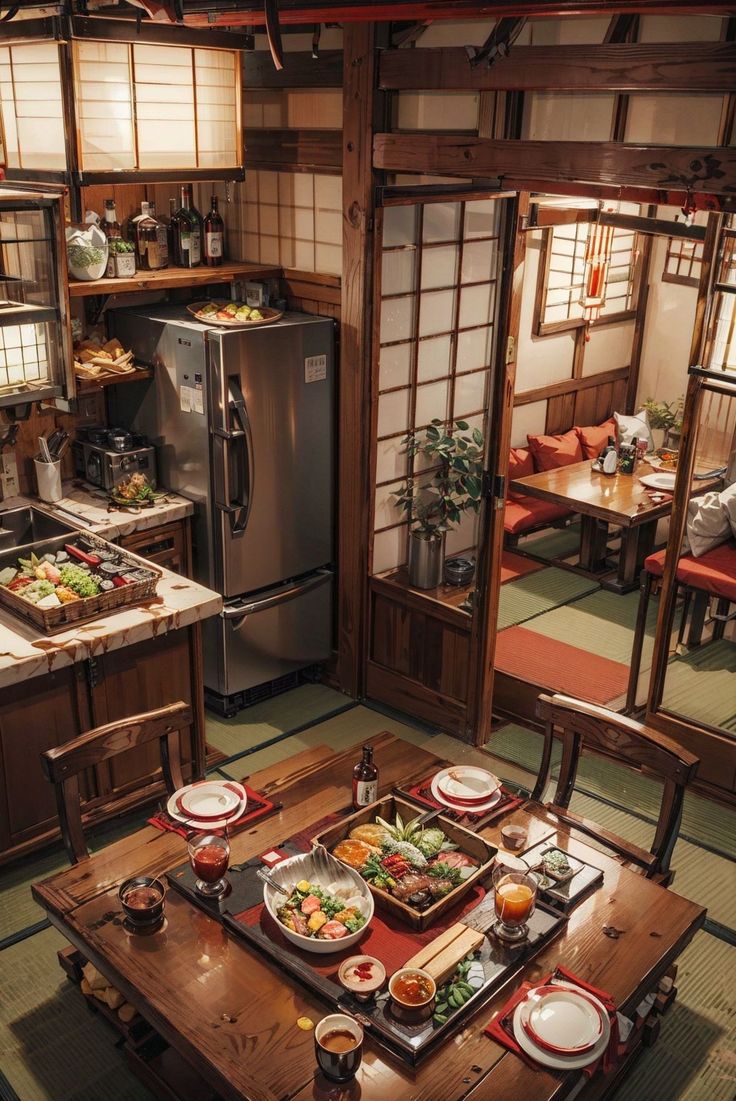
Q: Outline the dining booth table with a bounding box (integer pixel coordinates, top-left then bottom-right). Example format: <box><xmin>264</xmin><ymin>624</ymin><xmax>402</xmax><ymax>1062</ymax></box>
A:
<box><xmin>33</xmin><ymin>731</ymin><xmax>704</xmax><ymax>1101</ymax></box>
<box><xmin>509</xmin><ymin>459</ymin><xmax>722</xmax><ymax>592</ymax></box>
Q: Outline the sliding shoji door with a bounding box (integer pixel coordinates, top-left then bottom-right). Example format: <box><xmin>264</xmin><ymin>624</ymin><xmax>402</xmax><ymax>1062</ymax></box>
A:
<box><xmin>367</xmin><ymin>190</ymin><xmax>522</xmax><ymax>741</ymax></box>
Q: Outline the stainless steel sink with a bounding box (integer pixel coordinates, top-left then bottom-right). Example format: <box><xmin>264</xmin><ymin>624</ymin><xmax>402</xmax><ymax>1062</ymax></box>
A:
<box><xmin>0</xmin><ymin>506</ymin><xmax>77</xmax><ymax>551</ymax></box>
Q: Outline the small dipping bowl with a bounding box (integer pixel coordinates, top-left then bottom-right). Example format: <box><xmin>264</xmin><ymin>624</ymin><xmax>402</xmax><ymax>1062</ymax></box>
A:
<box><xmin>500</xmin><ymin>823</ymin><xmax>528</xmax><ymax>851</ymax></box>
<box><xmin>338</xmin><ymin>955</ymin><xmax>386</xmax><ymax>1002</ymax></box>
<box><xmin>388</xmin><ymin>967</ymin><xmax>436</xmax><ymax>1023</ymax></box>
<box><xmin>119</xmin><ymin>876</ymin><xmax>166</xmax><ymax>927</ymax></box>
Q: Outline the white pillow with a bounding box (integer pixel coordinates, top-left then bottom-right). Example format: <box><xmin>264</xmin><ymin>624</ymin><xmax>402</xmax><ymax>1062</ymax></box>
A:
<box><xmin>720</xmin><ymin>482</ymin><xmax>736</xmax><ymax>540</ymax></box>
<box><xmin>685</xmin><ymin>491</ymin><xmax>731</xmax><ymax>557</ymax></box>
<box><xmin>614</xmin><ymin>408</ymin><xmax>653</xmax><ymax>450</ymax></box>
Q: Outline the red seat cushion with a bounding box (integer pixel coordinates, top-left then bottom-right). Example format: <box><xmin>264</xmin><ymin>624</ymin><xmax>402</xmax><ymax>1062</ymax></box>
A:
<box><xmin>504</xmin><ymin>496</ymin><xmax>572</xmax><ymax>535</ymax></box>
<box><xmin>508</xmin><ymin>447</ymin><xmax>534</xmax><ymax>502</ymax></box>
<box><xmin>677</xmin><ymin>540</ymin><xmax>736</xmax><ymax>602</ymax></box>
<box><xmin>527</xmin><ymin>429</ymin><xmax>584</xmax><ymax>472</ymax></box>
<box><xmin>575</xmin><ymin>417</ymin><xmax>617</xmax><ymax>461</ymax></box>
<box><xmin>644</xmin><ymin>549</ymin><xmax>666</xmax><ymax>578</ymax></box>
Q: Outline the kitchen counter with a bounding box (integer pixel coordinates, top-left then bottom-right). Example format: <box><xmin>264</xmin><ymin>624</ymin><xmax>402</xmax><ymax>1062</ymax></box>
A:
<box><xmin>1</xmin><ymin>480</ymin><xmax>194</xmax><ymax>541</ymax></box>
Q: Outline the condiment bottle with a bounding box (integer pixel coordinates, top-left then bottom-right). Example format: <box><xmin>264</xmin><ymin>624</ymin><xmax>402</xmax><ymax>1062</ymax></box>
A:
<box><xmin>600</xmin><ymin>435</ymin><xmax>618</xmax><ymax>475</ymax></box>
<box><xmin>352</xmin><ymin>745</ymin><xmax>378</xmax><ymax>809</ymax></box>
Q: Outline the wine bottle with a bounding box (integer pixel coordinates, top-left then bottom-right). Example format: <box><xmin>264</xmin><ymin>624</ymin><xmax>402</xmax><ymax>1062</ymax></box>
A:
<box><xmin>147</xmin><ymin>201</ymin><xmax>169</xmax><ymax>269</ymax></box>
<box><xmin>102</xmin><ymin>199</ymin><xmax>121</xmax><ymax>240</ymax></box>
<box><xmin>352</xmin><ymin>745</ymin><xmax>378</xmax><ymax>810</ymax></box>
<box><xmin>171</xmin><ymin>185</ymin><xmax>202</xmax><ymax>268</ymax></box>
<box><xmin>204</xmin><ymin>194</ymin><xmax>224</xmax><ymax>267</ymax></box>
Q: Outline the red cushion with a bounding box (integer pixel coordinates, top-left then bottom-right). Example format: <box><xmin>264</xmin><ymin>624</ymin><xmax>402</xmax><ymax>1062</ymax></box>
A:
<box><xmin>508</xmin><ymin>446</ymin><xmax>534</xmax><ymax>482</ymax></box>
<box><xmin>677</xmin><ymin>540</ymin><xmax>736</xmax><ymax>602</ymax></box>
<box><xmin>575</xmin><ymin>418</ymin><xmax>617</xmax><ymax>461</ymax></box>
<box><xmin>527</xmin><ymin>429</ymin><xmax>584</xmax><ymax>472</ymax></box>
<box><xmin>504</xmin><ymin>496</ymin><xmax>572</xmax><ymax>535</ymax></box>
<box><xmin>644</xmin><ymin>549</ymin><xmax>667</xmax><ymax>578</ymax></box>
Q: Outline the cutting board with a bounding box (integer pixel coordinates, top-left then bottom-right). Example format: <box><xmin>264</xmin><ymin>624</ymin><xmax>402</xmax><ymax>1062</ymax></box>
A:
<box><xmin>402</xmin><ymin>921</ymin><xmax>485</xmax><ymax>984</ymax></box>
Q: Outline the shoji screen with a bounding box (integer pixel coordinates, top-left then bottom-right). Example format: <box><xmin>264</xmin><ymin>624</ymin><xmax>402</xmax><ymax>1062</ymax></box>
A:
<box><xmin>0</xmin><ymin>42</ymin><xmax>66</xmax><ymax>171</ymax></box>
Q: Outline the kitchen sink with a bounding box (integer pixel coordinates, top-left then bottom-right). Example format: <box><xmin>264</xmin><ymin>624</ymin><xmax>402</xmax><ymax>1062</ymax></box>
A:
<box><xmin>0</xmin><ymin>506</ymin><xmax>77</xmax><ymax>551</ymax></box>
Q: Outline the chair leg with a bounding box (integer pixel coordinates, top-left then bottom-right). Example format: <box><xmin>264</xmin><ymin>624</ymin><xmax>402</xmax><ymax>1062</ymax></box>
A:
<box><xmin>687</xmin><ymin>591</ymin><xmax>709</xmax><ymax>647</ymax></box>
<box><xmin>713</xmin><ymin>598</ymin><xmax>730</xmax><ymax>641</ymax></box>
<box><xmin>626</xmin><ymin>570</ymin><xmax>653</xmax><ymax>713</ymax></box>
<box><xmin>677</xmin><ymin>589</ymin><xmax>692</xmax><ymax>647</ymax></box>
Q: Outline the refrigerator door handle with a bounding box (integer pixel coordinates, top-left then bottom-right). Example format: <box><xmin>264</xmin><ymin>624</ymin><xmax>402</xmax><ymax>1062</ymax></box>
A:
<box><xmin>213</xmin><ymin>375</ymin><xmax>254</xmax><ymax>535</ymax></box>
<box><xmin>222</xmin><ymin>569</ymin><xmax>332</xmax><ymax>628</ymax></box>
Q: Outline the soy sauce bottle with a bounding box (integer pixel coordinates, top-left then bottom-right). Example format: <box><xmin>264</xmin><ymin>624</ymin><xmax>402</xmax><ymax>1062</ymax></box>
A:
<box><xmin>352</xmin><ymin>745</ymin><xmax>378</xmax><ymax>809</ymax></box>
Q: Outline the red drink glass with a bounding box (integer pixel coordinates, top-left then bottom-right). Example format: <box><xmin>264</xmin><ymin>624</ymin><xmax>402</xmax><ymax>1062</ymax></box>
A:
<box><xmin>188</xmin><ymin>833</ymin><xmax>230</xmax><ymax>897</ymax></box>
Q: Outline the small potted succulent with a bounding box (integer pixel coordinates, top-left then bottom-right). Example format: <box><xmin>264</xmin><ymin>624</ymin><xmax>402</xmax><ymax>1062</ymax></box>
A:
<box><xmin>394</xmin><ymin>419</ymin><xmax>484</xmax><ymax>590</ymax></box>
<box><xmin>643</xmin><ymin>396</ymin><xmax>684</xmax><ymax>449</ymax></box>
<box><xmin>106</xmin><ymin>237</ymin><xmax>136</xmax><ymax>278</ymax></box>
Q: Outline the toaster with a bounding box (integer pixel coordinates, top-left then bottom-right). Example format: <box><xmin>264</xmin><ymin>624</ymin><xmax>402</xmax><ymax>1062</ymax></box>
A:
<box><xmin>72</xmin><ymin>440</ymin><xmax>157</xmax><ymax>491</ymax></box>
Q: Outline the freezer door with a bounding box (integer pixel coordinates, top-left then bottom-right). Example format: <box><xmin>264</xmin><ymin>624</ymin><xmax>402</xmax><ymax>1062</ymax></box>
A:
<box><xmin>204</xmin><ymin>569</ymin><xmax>333</xmax><ymax>697</ymax></box>
<box><xmin>209</xmin><ymin>316</ymin><xmax>334</xmax><ymax>598</ymax></box>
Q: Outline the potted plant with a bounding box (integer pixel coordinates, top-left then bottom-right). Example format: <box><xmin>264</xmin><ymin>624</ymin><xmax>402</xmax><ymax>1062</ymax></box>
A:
<box><xmin>106</xmin><ymin>237</ymin><xmax>136</xmax><ymax>278</ymax></box>
<box><xmin>394</xmin><ymin>419</ymin><xmax>484</xmax><ymax>590</ymax></box>
<box><xmin>643</xmin><ymin>396</ymin><xmax>684</xmax><ymax>450</ymax></box>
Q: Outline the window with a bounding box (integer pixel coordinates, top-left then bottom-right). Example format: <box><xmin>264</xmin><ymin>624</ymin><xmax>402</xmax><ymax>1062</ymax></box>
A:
<box><xmin>662</xmin><ymin>236</ymin><xmax>704</xmax><ymax>288</ymax></box>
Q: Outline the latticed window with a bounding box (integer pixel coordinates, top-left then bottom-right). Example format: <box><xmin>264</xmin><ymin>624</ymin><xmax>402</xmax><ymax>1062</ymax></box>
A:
<box><xmin>662</xmin><ymin>236</ymin><xmax>704</xmax><ymax>288</ymax></box>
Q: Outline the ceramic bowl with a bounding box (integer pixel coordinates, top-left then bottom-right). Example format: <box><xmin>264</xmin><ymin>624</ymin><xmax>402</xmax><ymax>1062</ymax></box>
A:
<box><xmin>119</xmin><ymin>876</ymin><xmax>166</xmax><ymax>925</ymax></box>
<box><xmin>388</xmin><ymin>967</ymin><xmax>437</xmax><ymax>1022</ymax></box>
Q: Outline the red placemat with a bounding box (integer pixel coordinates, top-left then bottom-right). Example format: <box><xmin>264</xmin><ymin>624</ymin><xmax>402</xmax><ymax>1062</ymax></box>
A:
<box><xmin>484</xmin><ymin>964</ymin><xmax>621</xmax><ymax>1078</ymax></box>
<box><xmin>148</xmin><ymin>783</ymin><xmax>278</xmax><ymax>839</ymax></box>
<box><xmin>234</xmin><ymin>884</ymin><xmax>485</xmax><ymax>980</ymax></box>
<box><xmin>402</xmin><ymin>775</ymin><xmax>523</xmax><ymax>829</ymax></box>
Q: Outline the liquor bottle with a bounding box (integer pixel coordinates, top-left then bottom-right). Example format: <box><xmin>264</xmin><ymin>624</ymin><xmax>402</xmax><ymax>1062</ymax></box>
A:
<box><xmin>352</xmin><ymin>745</ymin><xmax>378</xmax><ymax>810</ymax></box>
<box><xmin>102</xmin><ymin>199</ymin><xmax>121</xmax><ymax>240</ymax></box>
<box><xmin>128</xmin><ymin>201</ymin><xmax>152</xmax><ymax>263</ymax></box>
<box><xmin>166</xmin><ymin>197</ymin><xmax>177</xmax><ymax>260</ymax></box>
<box><xmin>171</xmin><ymin>184</ymin><xmax>202</xmax><ymax>268</ymax></box>
<box><xmin>136</xmin><ymin>203</ymin><xmax>168</xmax><ymax>271</ymax></box>
<box><xmin>204</xmin><ymin>194</ymin><xmax>224</xmax><ymax>267</ymax></box>
<box><xmin>147</xmin><ymin>201</ymin><xmax>169</xmax><ymax>269</ymax></box>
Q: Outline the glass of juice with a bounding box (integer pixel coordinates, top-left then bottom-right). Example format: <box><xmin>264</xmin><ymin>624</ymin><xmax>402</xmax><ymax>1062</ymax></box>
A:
<box><xmin>492</xmin><ymin>867</ymin><xmax>537</xmax><ymax>942</ymax></box>
<box><xmin>188</xmin><ymin>833</ymin><xmax>230</xmax><ymax>897</ymax></box>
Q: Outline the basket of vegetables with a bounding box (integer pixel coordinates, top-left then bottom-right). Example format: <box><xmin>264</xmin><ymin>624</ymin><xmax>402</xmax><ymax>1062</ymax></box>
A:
<box><xmin>0</xmin><ymin>532</ymin><xmax>160</xmax><ymax>633</ymax></box>
<box><xmin>186</xmin><ymin>300</ymin><xmax>283</xmax><ymax>328</ymax></box>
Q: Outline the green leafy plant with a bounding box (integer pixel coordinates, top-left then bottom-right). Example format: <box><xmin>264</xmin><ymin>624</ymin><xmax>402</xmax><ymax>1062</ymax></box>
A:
<box><xmin>108</xmin><ymin>238</ymin><xmax>135</xmax><ymax>254</ymax></box>
<box><xmin>643</xmin><ymin>396</ymin><xmax>684</xmax><ymax>434</ymax></box>
<box><xmin>394</xmin><ymin>419</ymin><xmax>485</xmax><ymax>538</ymax></box>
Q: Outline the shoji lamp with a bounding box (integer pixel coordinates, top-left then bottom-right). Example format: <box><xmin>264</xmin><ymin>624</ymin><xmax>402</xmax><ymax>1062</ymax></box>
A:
<box><xmin>0</xmin><ymin>16</ymin><xmax>245</xmax><ymax>195</ymax></box>
<box><xmin>580</xmin><ymin>219</ymin><xmax>614</xmax><ymax>327</ymax></box>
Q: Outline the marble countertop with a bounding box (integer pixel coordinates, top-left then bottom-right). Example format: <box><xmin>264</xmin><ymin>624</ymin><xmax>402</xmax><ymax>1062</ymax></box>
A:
<box><xmin>1</xmin><ymin>480</ymin><xmax>194</xmax><ymax>540</ymax></box>
<box><xmin>0</xmin><ymin>484</ymin><xmax>219</xmax><ymax>688</ymax></box>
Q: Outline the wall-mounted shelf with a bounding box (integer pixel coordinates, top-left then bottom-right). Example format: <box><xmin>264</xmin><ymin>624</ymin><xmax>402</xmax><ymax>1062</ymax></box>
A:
<box><xmin>76</xmin><ymin>367</ymin><xmax>153</xmax><ymax>392</ymax></box>
<box><xmin>67</xmin><ymin>262</ymin><xmax>282</xmax><ymax>299</ymax></box>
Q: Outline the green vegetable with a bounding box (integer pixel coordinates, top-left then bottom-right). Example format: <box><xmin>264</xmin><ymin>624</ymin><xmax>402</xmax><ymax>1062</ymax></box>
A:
<box><xmin>427</xmin><ymin>862</ymin><xmax>462</xmax><ymax>887</ymax></box>
<box><xmin>380</xmin><ymin>836</ymin><xmax>428</xmax><ymax>868</ymax></box>
<box><xmin>68</xmin><ymin>244</ymin><xmax>105</xmax><ymax>269</ymax></box>
<box><xmin>59</xmin><ymin>564</ymin><xmax>100</xmax><ymax>598</ymax></box>
<box><xmin>0</xmin><ymin>567</ymin><xmax>17</xmax><ymax>585</ymax></box>
<box><xmin>21</xmin><ymin>580</ymin><xmax>54</xmax><ymax>604</ymax></box>
<box><xmin>108</xmin><ymin>238</ymin><xmax>135</xmax><ymax>254</ymax></box>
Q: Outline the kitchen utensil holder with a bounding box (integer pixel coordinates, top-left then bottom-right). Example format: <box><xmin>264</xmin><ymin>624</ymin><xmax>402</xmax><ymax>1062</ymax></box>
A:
<box><xmin>34</xmin><ymin>458</ymin><xmax>63</xmax><ymax>503</ymax></box>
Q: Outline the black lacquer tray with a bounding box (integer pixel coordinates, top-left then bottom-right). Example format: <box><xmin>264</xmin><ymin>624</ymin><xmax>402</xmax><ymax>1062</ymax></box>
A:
<box><xmin>166</xmin><ymin>838</ymin><xmax>568</xmax><ymax>1066</ymax></box>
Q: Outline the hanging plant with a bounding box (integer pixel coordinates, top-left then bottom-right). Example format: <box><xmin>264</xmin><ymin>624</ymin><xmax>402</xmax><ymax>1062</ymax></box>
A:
<box><xmin>393</xmin><ymin>419</ymin><xmax>485</xmax><ymax>538</ymax></box>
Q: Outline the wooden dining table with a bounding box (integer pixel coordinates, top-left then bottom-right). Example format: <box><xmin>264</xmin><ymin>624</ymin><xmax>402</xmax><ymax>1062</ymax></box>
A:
<box><xmin>33</xmin><ymin>731</ymin><xmax>705</xmax><ymax>1101</ymax></box>
<box><xmin>510</xmin><ymin>459</ymin><xmax>721</xmax><ymax>592</ymax></box>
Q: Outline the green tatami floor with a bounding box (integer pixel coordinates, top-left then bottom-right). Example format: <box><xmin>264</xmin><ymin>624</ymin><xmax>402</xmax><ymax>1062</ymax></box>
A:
<box><xmin>1</xmin><ymin>688</ymin><xmax>734</xmax><ymax>1101</ymax></box>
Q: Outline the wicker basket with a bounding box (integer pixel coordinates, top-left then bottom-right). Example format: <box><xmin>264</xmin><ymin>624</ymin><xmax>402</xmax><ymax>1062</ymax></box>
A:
<box><xmin>0</xmin><ymin>531</ymin><xmax>161</xmax><ymax>634</ymax></box>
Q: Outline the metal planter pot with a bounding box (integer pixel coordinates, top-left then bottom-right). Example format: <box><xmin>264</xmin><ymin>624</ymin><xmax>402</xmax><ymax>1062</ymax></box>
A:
<box><xmin>407</xmin><ymin>531</ymin><xmax>444</xmax><ymax>590</ymax></box>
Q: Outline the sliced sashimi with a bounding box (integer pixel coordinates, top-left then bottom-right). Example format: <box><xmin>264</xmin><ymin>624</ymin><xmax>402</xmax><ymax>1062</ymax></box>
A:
<box><xmin>320</xmin><ymin>920</ymin><xmax>349</xmax><ymax>939</ymax></box>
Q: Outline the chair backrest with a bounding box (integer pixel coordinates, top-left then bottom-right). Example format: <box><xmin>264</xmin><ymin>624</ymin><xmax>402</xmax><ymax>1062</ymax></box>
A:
<box><xmin>533</xmin><ymin>693</ymin><xmax>699</xmax><ymax>881</ymax></box>
<box><xmin>41</xmin><ymin>701</ymin><xmax>192</xmax><ymax>864</ymax></box>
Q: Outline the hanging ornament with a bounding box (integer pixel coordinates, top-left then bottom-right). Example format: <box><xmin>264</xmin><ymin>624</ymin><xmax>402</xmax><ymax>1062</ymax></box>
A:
<box><xmin>580</xmin><ymin>220</ymin><xmax>614</xmax><ymax>337</ymax></box>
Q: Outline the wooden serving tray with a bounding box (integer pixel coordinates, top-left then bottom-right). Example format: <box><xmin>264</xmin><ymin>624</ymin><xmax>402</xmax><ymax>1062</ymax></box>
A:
<box><xmin>311</xmin><ymin>795</ymin><xmax>497</xmax><ymax>931</ymax></box>
<box><xmin>0</xmin><ymin>531</ymin><xmax>160</xmax><ymax>634</ymax></box>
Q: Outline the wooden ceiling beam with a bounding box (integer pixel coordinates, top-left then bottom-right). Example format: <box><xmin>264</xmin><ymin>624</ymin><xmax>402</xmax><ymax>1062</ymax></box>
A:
<box><xmin>373</xmin><ymin>133</ymin><xmax>736</xmax><ymax>197</ymax></box>
<box><xmin>182</xmin><ymin>2</ymin><xmax>736</xmax><ymax>28</ymax></box>
<box><xmin>378</xmin><ymin>42</ymin><xmax>736</xmax><ymax>93</ymax></box>
<box><xmin>244</xmin><ymin>49</ymin><xmax>343</xmax><ymax>87</ymax></box>
<box><xmin>245</xmin><ymin>127</ymin><xmax>342</xmax><ymax>171</ymax></box>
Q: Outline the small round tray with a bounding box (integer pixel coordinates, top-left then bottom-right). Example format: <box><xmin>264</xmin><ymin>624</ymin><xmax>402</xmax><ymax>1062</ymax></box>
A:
<box><xmin>186</xmin><ymin>301</ymin><xmax>284</xmax><ymax>328</ymax></box>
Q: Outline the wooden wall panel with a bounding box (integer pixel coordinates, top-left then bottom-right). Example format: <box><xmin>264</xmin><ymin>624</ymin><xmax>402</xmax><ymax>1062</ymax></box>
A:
<box><xmin>2</xmin><ymin>389</ymin><xmax>105</xmax><ymax>496</ymax></box>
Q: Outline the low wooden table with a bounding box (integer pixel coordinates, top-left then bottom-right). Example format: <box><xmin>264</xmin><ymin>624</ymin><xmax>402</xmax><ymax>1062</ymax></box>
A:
<box><xmin>33</xmin><ymin>733</ymin><xmax>704</xmax><ymax>1101</ymax></box>
<box><xmin>510</xmin><ymin>459</ymin><xmax>719</xmax><ymax>592</ymax></box>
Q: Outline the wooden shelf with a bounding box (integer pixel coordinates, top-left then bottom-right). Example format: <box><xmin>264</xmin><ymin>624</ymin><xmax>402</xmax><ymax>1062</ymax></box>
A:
<box><xmin>76</xmin><ymin>367</ymin><xmax>153</xmax><ymax>392</ymax></box>
<box><xmin>67</xmin><ymin>262</ymin><xmax>282</xmax><ymax>298</ymax></box>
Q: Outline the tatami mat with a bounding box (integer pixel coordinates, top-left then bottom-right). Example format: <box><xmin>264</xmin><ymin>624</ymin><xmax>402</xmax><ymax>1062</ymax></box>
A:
<box><xmin>0</xmin><ymin>925</ymin><xmax>154</xmax><ymax>1100</ymax></box>
<box><xmin>205</xmin><ymin>683</ymin><xmax>350</xmax><ymax>758</ymax></box>
<box><xmin>496</xmin><ymin>567</ymin><xmax>599</xmax><ymax>631</ymax></box>
<box><xmin>662</xmin><ymin>640</ymin><xmax>736</xmax><ymax>734</ymax></box>
<box><xmin>521</xmin><ymin>521</ymin><xmax>582</xmax><ymax>561</ymax></box>
<box><xmin>494</xmin><ymin>625</ymin><xmax>630</xmax><ymax>704</ymax></box>
<box><xmin>500</xmin><ymin>550</ymin><xmax>545</xmax><ymax>584</ymax></box>
<box><xmin>526</xmin><ymin>588</ymin><xmax>660</xmax><ymax>667</ymax></box>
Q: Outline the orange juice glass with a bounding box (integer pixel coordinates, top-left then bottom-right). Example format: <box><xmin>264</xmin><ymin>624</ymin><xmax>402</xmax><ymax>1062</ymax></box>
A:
<box><xmin>492</xmin><ymin>868</ymin><xmax>537</xmax><ymax>942</ymax></box>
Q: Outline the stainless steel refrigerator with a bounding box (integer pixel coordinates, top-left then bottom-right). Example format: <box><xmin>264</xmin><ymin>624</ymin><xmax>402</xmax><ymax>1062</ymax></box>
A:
<box><xmin>110</xmin><ymin>305</ymin><xmax>334</xmax><ymax>715</ymax></box>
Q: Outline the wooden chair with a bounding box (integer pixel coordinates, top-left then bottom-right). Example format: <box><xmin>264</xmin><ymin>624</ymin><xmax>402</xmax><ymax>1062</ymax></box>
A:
<box><xmin>532</xmin><ymin>693</ymin><xmax>699</xmax><ymax>885</ymax></box>
<box><xmin>41</xmin><ymin>701</ymin><xmax>193</xmax><ymax>864</ymax></box>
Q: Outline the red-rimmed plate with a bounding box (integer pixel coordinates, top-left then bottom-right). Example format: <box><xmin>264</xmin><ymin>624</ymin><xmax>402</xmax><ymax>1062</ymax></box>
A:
<box><xmin>177</xmin><ymin>780</ymin><xmax>242</xmax><ymax>820</ymax></box>
<box><xmin>520</xmin><ymin>984</ymin><xmax>605</xmax><ymax>1055</ymax></box>
<box><xmin>167</xmin><ymin>781</ymin><xmax>247</xmax><ymax>828</ymax></box>
<box><xmin>512</xmin><ymin>985</ymin><xmax>611</xmax><ymax>1070</ymax></box>
<box><xmin>430</xmin><ymin>771</ymin><xmax>502</xmax><ymax>814</ymax></box>
<box><xmin>435</xmin><ymin>765</ymin><xmax>500</xmax><ymax>805</ymax></box>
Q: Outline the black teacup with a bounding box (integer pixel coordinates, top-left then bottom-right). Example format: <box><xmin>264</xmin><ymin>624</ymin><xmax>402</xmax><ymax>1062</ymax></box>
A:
<box><xmin>314</xmin><ymin>1014</ymin><xmax>363</xmax><ymax>1083</ymax></box>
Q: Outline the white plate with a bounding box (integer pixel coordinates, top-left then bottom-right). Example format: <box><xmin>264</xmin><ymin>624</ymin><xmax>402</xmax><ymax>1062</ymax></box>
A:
<box><xmin>526</xmin><ymin>988</ymin><xmax>604</xmax><ymax>1052</ymax></box>
<box><xmin>179</xmin><ymin>781</ymin><xmax>241</xmax><ymax>819</ymax></box>
<box><xmin>436</xmin><ymin>765</ymin><xmax>500</xmax><ymax>804</ymax></box>
<box><xmin>167</xmin><ymin>781</ymin><xmax>247</xmax><ymax>829</ymax></box>
<box><xmin>430</xmin><ymin>772</ymin><xmax>502</xmax><ymax>814</ymax></box>
<box><xmin>512</xmin><ymin>987</ymin><xmax>610</xmax><ymax>1070</ymax></box>
<box><xmin>639</xmin><ymin>472</ymin><xmax>677</xmax><ymax>491</ymax></box>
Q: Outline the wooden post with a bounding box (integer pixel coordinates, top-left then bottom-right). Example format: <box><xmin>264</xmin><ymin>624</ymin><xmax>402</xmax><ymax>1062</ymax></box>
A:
<box><xmin>337</xmin><ymin>23</ymin><xmax>383</xmax><ymax>697</ymax></box>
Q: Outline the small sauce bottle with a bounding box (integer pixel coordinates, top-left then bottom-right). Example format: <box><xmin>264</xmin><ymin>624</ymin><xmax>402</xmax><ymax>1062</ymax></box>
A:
<box><xmin>352</xmin><ymin>744</ymin><xmax>378</xmax><ymax>809</ymax></box>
